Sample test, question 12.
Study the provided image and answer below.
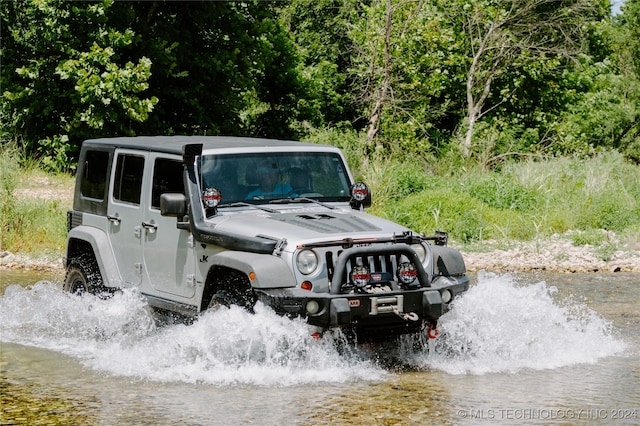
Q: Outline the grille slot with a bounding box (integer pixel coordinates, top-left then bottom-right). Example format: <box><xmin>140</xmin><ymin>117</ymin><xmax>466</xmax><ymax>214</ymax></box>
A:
<box><xmin>326</xmin><ymin>250</ymin><xmax>404</xmax><ymax>283</ymax></box>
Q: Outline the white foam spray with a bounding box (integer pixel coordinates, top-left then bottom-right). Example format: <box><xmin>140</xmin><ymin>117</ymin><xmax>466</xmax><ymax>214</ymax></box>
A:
<box><xmin>0</xmin><ymin>273</ymin><xmax>627</xmax><ymax>382</ymax></box>
<box><xmin>415</xmin><ymin>272</ymin><xmax>628</xmax><ymax>374</ymax></box>
<box><xmin>0</xmin><ymin>282</ymin><xmax>383</xmax><ymax>385</ymax></box>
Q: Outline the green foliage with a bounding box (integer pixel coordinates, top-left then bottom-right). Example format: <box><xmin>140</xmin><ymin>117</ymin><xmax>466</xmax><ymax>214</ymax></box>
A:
<box><xmin>1</xmin><ymin>1</ymin><xmax>302</xmax><ymax>165</ymax></box>
<box><xmin>569</xmin><ymin>229</ymin><xmax>610</xmax><ymax>246</ymax></box>
<box><xmin>2</xmin><ymin>196</ymin><xmax>68</xmax><ymax>254</ymax></box>
<box><xmin>347</xmin><ymin>0</ymin><xmax>467</xmax><ymax>150</ymax></box>
<box><xmin>36</xmin><ymin>135</ymin><xmax>73</xmax><ymax>173</ymax></box>
<box><xmin>553</xmin><ymin>61</ymin><xmax>640</xmax><ymax>156</ymax></box>
<box><xmin>279</xmin><ymin>0</ymin><xmax>359</xmax><ymax>129</ymax></box>
<box><xmin>1</xmin><ymin>0</ymin><xmax>640</xmax><ymax>168</ymax></box>
<box><xmin>568</xmin><ymin>230</ymin><xmax>619</xmax><ymax>261</ymax></box>
<box><xmin>372</xmin><ymin>149</ymin><xmax>640</xmax><ymax>244</ymax></box>
<box><xmin>1</xmin><ymin>0</ymin><xmax>158</xmax><ymax>162</ymax></box>
<box><xmin>465</xmin><ymin>174</ymin><xmax>540</xmax><ymax>212</ymax></box>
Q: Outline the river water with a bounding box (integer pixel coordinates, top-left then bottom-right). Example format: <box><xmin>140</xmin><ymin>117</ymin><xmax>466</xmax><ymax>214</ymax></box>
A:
<box><xmin>1</xmin><ymin>270</ymin><xmax>638</xmax><ymax>425</ymax></box>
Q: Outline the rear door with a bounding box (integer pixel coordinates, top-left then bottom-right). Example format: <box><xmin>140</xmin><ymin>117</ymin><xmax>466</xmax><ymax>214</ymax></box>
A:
<box><xmin>142</xmin><ymin>153</ymin><xmax>196</xmax><ymax>298</ymax></box>
<box><xmin>108</xmin><ymin>150</ymin><xmax>146</xmax><ymax>286</ymax></box>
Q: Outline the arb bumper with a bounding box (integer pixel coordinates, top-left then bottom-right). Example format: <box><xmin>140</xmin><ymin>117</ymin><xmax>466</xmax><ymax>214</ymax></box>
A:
<box><xmin>256</xmin><ymin>275</ymin><xmax>469</xmax><ymax>339</ymax></box>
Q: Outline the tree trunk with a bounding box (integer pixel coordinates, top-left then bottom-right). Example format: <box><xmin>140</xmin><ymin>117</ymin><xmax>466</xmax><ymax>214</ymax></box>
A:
<box><xmin>366</xmin><ymin>0</ymin><xmax>393</xmax><ymax>148</ymax></box>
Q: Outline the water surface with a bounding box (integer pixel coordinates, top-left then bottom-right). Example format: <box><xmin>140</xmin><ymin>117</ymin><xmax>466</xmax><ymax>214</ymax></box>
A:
<box><xmin>1</xmin><ymin>270</ymin><xmax>638</xmax><ymax>424</ymax></box>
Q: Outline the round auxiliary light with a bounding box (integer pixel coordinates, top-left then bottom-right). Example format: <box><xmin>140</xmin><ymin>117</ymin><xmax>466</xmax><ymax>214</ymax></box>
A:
<box><xmin>351</xmin><ymin>265</ymin><xmax>370</xmax><ymax>288</ymax></box>
<box><xmin>441</xmin><ymin>289</ymin><xmax>453</xmax><ymax>304</ymax></box>
<box><xmin>306</xmin><ymin>300</ymin><xmax>320</xmax><ymax>315</ymax></box>
<box><xmin>351</xmin><ymin>182</ymin><xmax>369</xmax><ymax>201</ymax></box>
<box><xmin>296</xmin><ymin>249</ymin><xmax>318</xmax><ymax>275</ymax></box>
<box><xmin>202</xmin><ymin>187</ymin><xmax>221</xmax><ymax>208</ymax></box>
<box><xmin>397</xmin><ymin>262</ymin><xmax>418</xmax><ymax>285</ymax></box>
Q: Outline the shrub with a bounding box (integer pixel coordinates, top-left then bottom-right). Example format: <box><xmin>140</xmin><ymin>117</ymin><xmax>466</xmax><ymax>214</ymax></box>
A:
<box><xmin>465</xmin><ymin>173</ymin><xmax>541</xmax><ymax>211</ymax></box>
<box><xmin>381</xmin><ymin>188</ymin><xmax>492</xmax><ymax>243</ymax></box>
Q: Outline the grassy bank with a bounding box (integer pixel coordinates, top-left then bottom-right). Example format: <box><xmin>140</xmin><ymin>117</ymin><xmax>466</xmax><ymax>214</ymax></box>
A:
<box><xmin>1</xmin><ymin>147</ymin><xmax>72</xmax><ymax>259</ymax></box>
<box><xmin>362</xmin><ymin>150</ymin><xmax>640</xmax><ymax>254</ymax></box>
<box><xmin>2</xmin><ymin>145</ymin><xmax>639</xmax><ymax>269</ymax></box>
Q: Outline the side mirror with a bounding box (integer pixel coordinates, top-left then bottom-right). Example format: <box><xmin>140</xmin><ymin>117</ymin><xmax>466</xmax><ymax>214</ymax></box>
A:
<box><xmin>160</xmin><ymin>193</ymin><xmax>187</xmax><ymax>217</ymax></box>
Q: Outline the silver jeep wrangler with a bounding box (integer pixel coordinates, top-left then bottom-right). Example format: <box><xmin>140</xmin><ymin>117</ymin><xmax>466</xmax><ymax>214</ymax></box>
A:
<box><xmin>65</xmin><ymin>136</ymin><xmax>468</xmax><ymax>341</ymax></box>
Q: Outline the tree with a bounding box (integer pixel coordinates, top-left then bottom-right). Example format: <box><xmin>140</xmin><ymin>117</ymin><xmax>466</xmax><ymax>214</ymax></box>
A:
<box><xmin>444</xmin><ymin>0</ymin><xmax>602</xmax><ymax>156</ymax></box>
<box><xmin>615</xmin><ymin>0</ymin><xmax>640</xmax><ymax>154</ymax></box>
<box><xmin>112</xmin><ymin>1</ymin><xmax>301</xmax><ymax>139</ymax></box>
<box><xmin>1</xmin><ymin>0</ymin><xmax>303</xmax><ymax>167</ymax></box>
<box><xmin>278</xmin><ymin>0</ymin><xmax>360</xmax><ymax>131</ymax></box>
<box><xmin>1</xmin><ymin>0</ymin><xmax>157</xmax><ymax>169</ymax></box>
<box><xmin>348</xmin><ymin>0</ymin><xmax>467</xmax><ymax>160</ymax></box>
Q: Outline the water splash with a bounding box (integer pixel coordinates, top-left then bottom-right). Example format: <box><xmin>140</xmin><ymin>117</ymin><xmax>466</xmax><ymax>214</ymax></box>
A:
<box><xmin>0</xmin><ymin>274</ymin><xmax>627</xmax><ymax>382</ymax></box>
<box><xmin>0</xmin><ymin>282</ymin><xmax>383</xmax><ymax>385</ymax></box>
<box><xmin>417</xmin><ymin>272</ymin><xmax>628</xmax><ymax>375</ymax></box>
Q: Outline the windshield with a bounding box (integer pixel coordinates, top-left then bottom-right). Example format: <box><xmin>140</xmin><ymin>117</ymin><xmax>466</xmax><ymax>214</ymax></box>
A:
<box><xmin>198</xmin><ymin>152</ymin><xmax>352</xmax><ymax>204</ymax></box>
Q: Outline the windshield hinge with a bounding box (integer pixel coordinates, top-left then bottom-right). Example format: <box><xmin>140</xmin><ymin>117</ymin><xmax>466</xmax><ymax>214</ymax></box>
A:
<box><xmin>272</xmin><ymin>238</ymin><xmax>287</xmax><ymax>256</ymax></box>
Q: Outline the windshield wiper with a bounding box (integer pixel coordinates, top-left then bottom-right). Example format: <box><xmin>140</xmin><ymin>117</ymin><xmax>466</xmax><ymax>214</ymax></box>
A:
<box><xmin>269</xmin><ymin>197</ymin><xmax>335</xmax><ymax>209</ymax></box>
<box><xmin>218</xmin><ymin>202</ymin><xmax>278</xmax><ymax>213</ymax></box>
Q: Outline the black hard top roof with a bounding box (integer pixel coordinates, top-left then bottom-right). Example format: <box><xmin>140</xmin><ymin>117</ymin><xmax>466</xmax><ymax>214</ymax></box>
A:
<box><xmin>81</xmin><ymin>136</ymin><xmax>325</xmax><ymax>155</ymax></box>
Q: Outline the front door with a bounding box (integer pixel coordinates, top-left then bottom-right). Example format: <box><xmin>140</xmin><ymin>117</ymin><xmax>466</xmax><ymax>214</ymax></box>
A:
<box><xmin>142</xmin><ymin>154</ymin><xmax>196</xmax><ymax>298</ymax></box>
<box><xmin>107</xmin><ymin>150</ymin><xmax>146</xmax><ymax>287</ymax></box>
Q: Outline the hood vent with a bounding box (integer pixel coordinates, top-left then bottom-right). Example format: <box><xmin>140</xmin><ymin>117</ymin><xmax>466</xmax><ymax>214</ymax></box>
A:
<box><xmin>272</xmin><ymin>212</ymin><xmax>381</xmax><ymax>233</ymax></box>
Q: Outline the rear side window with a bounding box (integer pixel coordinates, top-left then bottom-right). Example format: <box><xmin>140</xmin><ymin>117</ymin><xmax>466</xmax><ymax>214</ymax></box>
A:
<box><xmin>113</xmin><ymin>154</ymin><xmax>144</xmax><ymax>204</ymax></box>
<box><xmin>151</xmin><ymin>158</ymin><xmax>184</xmax><ymax>208</ymax></box>
<box><xmin>80</xmin><ymin>150</ymin><xmax>109</xmax><ymax>200</ymax></box>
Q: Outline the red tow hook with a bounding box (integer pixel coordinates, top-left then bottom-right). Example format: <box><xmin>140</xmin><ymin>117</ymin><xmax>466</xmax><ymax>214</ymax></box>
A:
<box><xmin>427</xmin><ymin>321</ymin><xmax>440</xmax><ymax>339</ymax></box>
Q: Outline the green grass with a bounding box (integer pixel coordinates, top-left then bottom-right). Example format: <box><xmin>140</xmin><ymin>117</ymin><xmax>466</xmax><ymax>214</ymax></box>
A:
<box><xmin>1</xmin><ymin>146</ymin><xmax>72</xmax><ymax>256</ymax></box>
<box><xmin>366</xmin><ymin>150</ymin><xmax>640</xmax><ymax>249</ymax></box>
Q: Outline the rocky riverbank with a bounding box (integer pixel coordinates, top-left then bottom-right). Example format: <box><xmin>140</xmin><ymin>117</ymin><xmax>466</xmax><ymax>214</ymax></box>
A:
<box><xmin>461</xmin><ymin>233</ymin><xmax>640</xmax><ymax>273</ymax></box>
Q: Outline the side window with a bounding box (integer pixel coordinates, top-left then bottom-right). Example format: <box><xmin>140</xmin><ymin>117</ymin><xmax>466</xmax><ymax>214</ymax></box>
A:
<box><xmin>80</xmin><ymin>150</ymin><xmax>109</xmax><ymax>200</ymax></box>
<box><xmin>113</xmin><ymin>154</ymin><xmax>144</xmax><ymax>204</ymax></box>
<box><xmin>151</xmin><ymin>158</ymin><xmax>184</xmax><ymax>209</ymax></box>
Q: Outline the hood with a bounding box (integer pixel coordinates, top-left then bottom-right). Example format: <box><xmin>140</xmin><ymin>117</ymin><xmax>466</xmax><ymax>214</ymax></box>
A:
<box><xmin>210</xmin><ymin>205</ymin><xmax>411</xmax><ymax>248</ymax></box>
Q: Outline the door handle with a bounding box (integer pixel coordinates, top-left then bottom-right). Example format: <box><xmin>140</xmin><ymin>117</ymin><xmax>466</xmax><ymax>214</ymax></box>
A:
<box><xmin>107</xmin><ymin>215</ymin><xmax>121</xmax><ymax>225</ymax></box>
<box><xmin>141</xmin><ymin>221</ymin><xmax>157</xmax><ymax>233</ymax></box>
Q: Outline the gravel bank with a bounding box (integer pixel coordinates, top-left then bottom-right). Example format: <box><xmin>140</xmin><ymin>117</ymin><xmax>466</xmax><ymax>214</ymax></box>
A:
<box><xmin>462</xmin><ymin>234</ymin><xmax>640</xmax><ymax>273</ymax></box>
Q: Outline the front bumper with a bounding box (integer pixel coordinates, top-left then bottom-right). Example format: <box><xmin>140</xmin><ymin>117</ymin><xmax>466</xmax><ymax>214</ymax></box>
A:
<box><xmin>256</xmin><ymin>274</ymin><xmax>469</xmax><ymax>337</ymax></box>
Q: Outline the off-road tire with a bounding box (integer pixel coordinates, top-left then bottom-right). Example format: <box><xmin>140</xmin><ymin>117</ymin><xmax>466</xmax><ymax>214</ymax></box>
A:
<box><xmin>64</xmin><ymin>253</ymin><xmax>109</xmax><ymax>297</ymax></box>
<box><xmin>207</xmin><ymin>269</ymin><xmax>256</xmax><ymax>312</ymax></box>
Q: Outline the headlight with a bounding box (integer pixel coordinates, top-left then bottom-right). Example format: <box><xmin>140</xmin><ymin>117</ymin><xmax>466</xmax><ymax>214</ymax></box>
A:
<box><xmin>441</xmin><ymin>289</ymin><xmax>452</xmax><ymax>303</ymax></box>
<box><xmin>296</xmin><ymin>249</ymin><xmax>318</xmax><ymax>275</ymax></box>
<box><xmin>411</xmin><ymin>243</ymin><xmax>427</xmax><ymax>263</ymax></box>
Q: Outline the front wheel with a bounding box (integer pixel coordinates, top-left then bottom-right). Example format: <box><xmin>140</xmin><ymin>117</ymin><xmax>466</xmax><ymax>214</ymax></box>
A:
<box><xmin>64</xmin><ymin>254</ymin><xmax>109</xmax><ymax>297</ymax></box>
<box><xmin>207</xmin><ymin>269</ymin><xmax>256</xmax><ymax>312</ymax></box>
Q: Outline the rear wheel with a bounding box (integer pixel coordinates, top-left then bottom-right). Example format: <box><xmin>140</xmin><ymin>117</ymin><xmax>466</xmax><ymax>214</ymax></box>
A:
<box><xmin>64</xmin><ymin>254</ymin><xmax>109</xmax><ymax>297</ymax></box>
<box><xmin>207</xmin><ymin>269</ymin><xmax>256</xmax><ymax>312</ymax></box>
